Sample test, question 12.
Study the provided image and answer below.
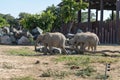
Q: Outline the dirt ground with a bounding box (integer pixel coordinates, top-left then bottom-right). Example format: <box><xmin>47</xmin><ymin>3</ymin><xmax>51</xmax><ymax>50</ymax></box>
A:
<box><xmin>0</xmin><ymin>45</ymin><xmax>120</xmax><ymax>80</ymax></box>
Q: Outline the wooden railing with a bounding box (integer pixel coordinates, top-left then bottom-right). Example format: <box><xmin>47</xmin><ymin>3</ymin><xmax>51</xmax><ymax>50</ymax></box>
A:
<box><xmin>61</xmin><ymin>21</ymin><xmax>118</xmax><ymax>44</ymax></box>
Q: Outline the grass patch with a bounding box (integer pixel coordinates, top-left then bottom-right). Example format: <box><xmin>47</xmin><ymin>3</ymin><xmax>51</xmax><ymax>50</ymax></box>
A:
<box><xmin>54</xmin><ymin>55</ymin><xmax>119</xmax><ymax>65</ymax></box>
<box><xmin>2</xmin><ymin>62</ymin><xmax>14</xmax><ymax>69</ymax></box>
<box><xmin>95</xmin><ymin>73</ymin><xmax>109</xmax><ymax>80</ymax></box>
<box><xmin>6</xmin><ymin>47</ymin><xmax>37</xmax><ymax>56</ymax></box>
<box><xmin>66</xmin><ymin>57</ymin><xmax>90</xmax><ymax>66</ymax></box>
<box><xmin>54</xmin><ymin>55</ymin><xmax>119</xmax><ymax>79</ymax></box>
<box><xmin>40</xmin><ymin>69</ymin><xmax>68</xmax><ymax>79</ymax></box>
<box><xmin>11</xmin><ymin>76</ymin><xmax>36</xmax><ymax>80</ymax></box>
<box><xmin>41</xmin><ymin>69</ymin><xmax>51</xmax><ymax>77</ymax></box>
<box><xmin>75</xmin><ymin>66</ymin><xmax>96</xmax><ymax>78</ymax></box>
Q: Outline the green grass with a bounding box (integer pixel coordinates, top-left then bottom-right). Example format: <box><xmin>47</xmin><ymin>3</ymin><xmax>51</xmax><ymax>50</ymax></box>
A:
<box><xmin>54</xmin><ymin>55</ymin><xmax>119</xmax><ymax>66</ymax></box>
<box><xmin>75</xmin><ymin>66</ymin><xmax>96</xmax><ymax>78</ymax></box>
<box><xmin>6</xmin><ymin>47</ymin><xmax>37</xmax><ymax>56</ymax></box>
<box><xmin>40</xmin><ymin>69</ymin><xmax>68</xmax><ymax>79</ymax></box>
<box><xmin>54</xmin><ymin>55</ymin><xmax>119</xmax><ymax>79</ymax></box>
<box><xmin>95</xmin><ymin>73</ymin><xmax>109</xmax><ymax>80</ymax></box>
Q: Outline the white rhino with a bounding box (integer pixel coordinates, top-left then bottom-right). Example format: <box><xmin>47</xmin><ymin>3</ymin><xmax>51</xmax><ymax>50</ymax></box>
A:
<box><xmin>35</xmin><ymin>32</ymin><xmax>67</xmax><ymax>55</ymax></box>
<box><xmin>69</xmin><ymin>32</ymin><xmax>100</xmax><ymax>51</ymax></box>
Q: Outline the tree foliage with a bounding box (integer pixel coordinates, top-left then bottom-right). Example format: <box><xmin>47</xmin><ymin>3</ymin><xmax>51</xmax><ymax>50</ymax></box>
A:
<box><xmin>20</xmin><ymin>10</ymin><xmax>56</xmax><ymax>32</ymax></box>
<box><xmin>60</xmin><ymin>0</ymin><xmax>88</xmax><ymax>23</ymax></box>
<box><xmin>81</xmin><ymin>12</ymin><xmax>95</xmax><ymax>22</ymax></box>
<box><xmin>44</xmin><ymin>5</ymin><xmax>62</xmax><ymax>31</ymax></box>
<box><xmin>0</xmin><ymin>0</ymin><xmax>90</xmax><ymax>33</ymax></box>
<box><xmin>19</xmin><ymin>12</ymin><xmax>31</xmax><ymax>19</ymax></box>
<box><xmin>0</xmin><ymin>13</ymin><xmax>16</xmax><ymax>27</ymax></box>
<box><xmin>40</xmin><ymin>10</ymin><xmax>56</xmax><ymax>32</ymax></box>
<box><xmin>18</xmin><ymin>1</ymin><xmax>89</xmax><ymax>32</ymax></box>
<box><xmin>0</xmin><ymin>17</ymin><xmax>9</xmax><ymax>27</ymax></box>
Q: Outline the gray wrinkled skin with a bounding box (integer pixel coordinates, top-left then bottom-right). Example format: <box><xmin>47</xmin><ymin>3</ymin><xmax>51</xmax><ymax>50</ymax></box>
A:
<box><xmin>35</xmin><ymin>32</ymin><xmax>67</xmax><ymax>55</ymax></box>
<box><xmin>69</xmin><ymin>32</ymin><xmax>100</xmax><ymax>51</ymax></box>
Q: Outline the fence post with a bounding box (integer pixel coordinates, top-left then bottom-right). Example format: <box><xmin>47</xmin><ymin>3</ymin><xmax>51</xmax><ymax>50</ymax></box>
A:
<box><xmin>104</xmin><ymin>63</ymin><xmax>111</xmax><ymax>80</ymax></box>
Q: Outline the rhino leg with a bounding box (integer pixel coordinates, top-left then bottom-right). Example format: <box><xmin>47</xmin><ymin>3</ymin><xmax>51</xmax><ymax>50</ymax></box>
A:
<box><xmin>49</xmin><ymin>46</ymin><xmax>54</xmax><ymax>55</ymax></box>
<box><xmin>43</xmin><ymin>44</ymin><xmax>48</xmax><ymax>55</ymax></box>
<box><xmin>61</xmin><ymin>46</ymin><xmax>67</xmax><ymax>55</ymax></box>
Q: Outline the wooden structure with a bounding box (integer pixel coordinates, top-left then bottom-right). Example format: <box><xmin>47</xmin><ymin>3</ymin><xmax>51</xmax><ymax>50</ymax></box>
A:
<box><xmin>76</xmin><ymin>0</ymin><xmax>120</xmax><ymax>44</ymax></box>
<box><xmin>58</xmin><ymin>0</ymin><xmax>120</xmax><ymax>44</ymax></box>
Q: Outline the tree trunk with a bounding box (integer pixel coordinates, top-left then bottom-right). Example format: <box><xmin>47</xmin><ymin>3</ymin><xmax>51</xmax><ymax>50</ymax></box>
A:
<box><xmin>68</xmin><ymin>21</ymin><xmax>74</xmax><ymax>33</ymax></box>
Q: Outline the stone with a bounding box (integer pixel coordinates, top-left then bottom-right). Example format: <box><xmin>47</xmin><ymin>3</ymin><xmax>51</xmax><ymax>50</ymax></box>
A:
<box><xmin>17</xmin><ymin>36</ymin><xmax>30</xmax><ymax>45</ymax></box>
<box><xmin>0</xmin><ymin>35</ymin><xmax>12</xmax><ymax>44</ymax></box>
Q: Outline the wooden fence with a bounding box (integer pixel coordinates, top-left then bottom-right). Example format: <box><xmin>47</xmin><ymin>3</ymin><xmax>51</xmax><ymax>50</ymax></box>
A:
<box><xmin>61</xmin><ymin>21</ymin><xmax>118</xmax><ymax>44</ymax></box>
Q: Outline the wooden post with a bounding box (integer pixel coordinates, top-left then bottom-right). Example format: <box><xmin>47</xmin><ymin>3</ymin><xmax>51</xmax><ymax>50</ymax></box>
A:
<box><xmin>99</xmin><ymin>0</ymin><xmax>104</xmax><ymax>43</ymax></box>
<box><xmin>78</xmin><ymin>10</ymin><xmax>81</xmax><ymax>23</ymax></box>
<box><xmin>88</xmin><ymin>0</ymin><xmax>91</xmax><ymax>31</ymax></box>
<box><xmin>116</xmin><ymin>0</ymin><xmax>120</xmax><ymax>44</ymax></box>
<box><xmin>96</xmin><ymin>9</ymin><xmax>98</xmax><ymax>22</ymax></box>
<box><xmin>100</xmin><ymin>0</ymin><xmax>104</xmax><ymax>26</ymax></box>
<box><xmin>111</xmin><ymin>10</ymin><xmax>114</xmax><ymax>20</ymax></box>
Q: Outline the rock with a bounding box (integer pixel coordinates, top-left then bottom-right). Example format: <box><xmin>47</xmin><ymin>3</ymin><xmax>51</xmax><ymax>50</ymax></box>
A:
<box><xmin>10</xmin><ymin>35</ymin><xmax>17</xmax><ymax>44</ymax></box>
<box><xmin>32</xmin><ymin>27</ymin><xmax>43</xmax><ymax>35</ymax></box>
<box><xmin>66</xmin><ymin>33</ymin><xmax>74</xmax><ymax>39</ymax></box>
<box><xmin>36</xmin><ymin>46</ymin><xmax>61</xmax><ymax>54</ymax></box>
<box><xmin>77</xmin><ymin>29</ymin><xmax>83</xmax><ymax>33</ymax></box>
<box><xmin>35</xmin><ymin>60</ymin><xmax>40</xmax><ymax>64</ymax></box>
<box><xmin>0</xmin><ymin>35</ymin><xmax>12</xmax><ymax>44</ymax></box>
<box><xmin>70</xmin><ymin>66</ymin><xmax>79</xmax><ymax>70</ymax></box>
<box><xmin>52</xmin><ymin>47</ymin><xmax>62</xmax><ymax>54</ymax></box>
<box><xmin>17</xmin><ymin>36</ymin><xmax>30</xmax><ymax>45</ymax></box>
<box><xmin>0</xmin><ymin>28</ymin><xmax>4</xmax><ymax>37</ymax></box>
<box><xmin>32</xmin><ymin>27</ymin><xmax>43</xmax><ymax>40</ymax></box>
<box><xmin>2</xmin><ymin>27</ymin><xmax>10</xmax><ymax>34</ymax></box>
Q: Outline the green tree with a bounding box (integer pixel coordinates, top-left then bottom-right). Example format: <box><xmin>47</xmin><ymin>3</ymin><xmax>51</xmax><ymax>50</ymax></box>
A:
<box><xmin>60</xmin><ymin>0</ymin><xmax>88</xmax><ymax>33</ymax></box>
<box><xmin>0</xmin><ymin>13</ymin><xmax>4</xmax><ymax>18</ymax></box>
<box><xmin>20</xmin><ymin>14</ymin><xmax>36</xmax><ymax>30</ymax></box>
<box><xmin>19</xmin><ymin>0</ymin><xmax>89</xmax><ymax>32</ymax></box>
<box><xmin>20</xmin><ymin>10</ymin><xmax>56</xmax><ymax>32</ymax></box>
<box><xmin>0</xmin><ymin>17</ymin><xmax>9</xmax><ymax>27</ymax></box>
<box><xmin>19</xmin><ymin>12</ymin><xmax>31</xmax><ymax>19</ymax></box>
<box><xmin>44</xmin><ymin>5</ymin><xmax>62</xmax><ymax>31</ymax></box>
<box><xmin>3</xmin><ymin>14</ymin><xmax>15</xmax><ymax>26</ymax></box>
<box><xmin>39</xmin><ymin>10</ymin><xmax>56</xmax><ymax>32</ymax></box>
<box><xmin>0</xmin><ymin>13</ymin><xmax>16</xmax><ymax>27</ymax></box>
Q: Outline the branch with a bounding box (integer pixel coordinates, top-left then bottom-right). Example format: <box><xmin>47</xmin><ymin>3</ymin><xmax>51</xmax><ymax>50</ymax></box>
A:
<box><xmin>82</xmin><ymin>50</ymin><xmax>120</xmax><ymax>54</ymax></box>
<box><xmin>66</xmin><ymin>47</ymin><xmax>120</xmax><ymax>56</ymax></box>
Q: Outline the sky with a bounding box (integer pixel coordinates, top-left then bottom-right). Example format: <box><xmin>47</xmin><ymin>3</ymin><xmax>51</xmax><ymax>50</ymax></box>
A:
<box><xmin>0</xmin><ymin>0</ymin><xmax>61</xmax><ymax>18</ymax></box>
<box><xmin>0</xmin><ymin>0</ymin><xmax>110</xmax><ymax>20</ymax></box>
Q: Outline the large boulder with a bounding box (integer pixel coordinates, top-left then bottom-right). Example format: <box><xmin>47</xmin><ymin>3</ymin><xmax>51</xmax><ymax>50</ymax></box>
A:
<box><xmin>0</xmin><ymin>35</ymin><xmax>12</xmax><ymax>44</ymax></box>
<box><xmin>2</xmin><ymin>27</ymin><xmax>10</xmax><ymax>34</ymax></box>
<box><xmin>37</xmin><ymin>46</ymin><xmax>62</xmax><ymax>54</ymax></box>
<box><xmin>32</xmin><ymin>27</ymin><xmax>43</xmax><ymax>35</ymax></box>
<box><xmin>77</xmin><ymin>29</ymin><xmax>83</xmax><ymax>33</ymax></box>
<box><xmin>31</xmin><ymin>27</ymin><xmax>43</xmax><ymax>40</ymax></box>
<box><xmin>52</xmin><ymin>47</ymin><xmax>62</xmax><ymax>54</ymax></box>
<box><xmin>10</xmin><ymin>35</ymin><xmax>17</xmax><ymax>44</ymax></box>
<box><xmin>66</xmin><ymin>33</ymin><xmax>75</xmax><ymax>39</ymax></box>
<box><xmin>23</xmin><ymin>31</ymin><xmax>33</xmax><ymax>38</ymax></box>
<box><xmin>10</xmin><ymin>27</ymin><xmax>18</xmax><ymax>33</ymax></box>
<box><xmin>0</xmin><ymin>28</ymin><xmax>4</xmax><ymax>37</ymax></box>
<box><xmin>17</xmin><ymin>36</ymin><xmax>30</xmax><ymax>45</ymax></box>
